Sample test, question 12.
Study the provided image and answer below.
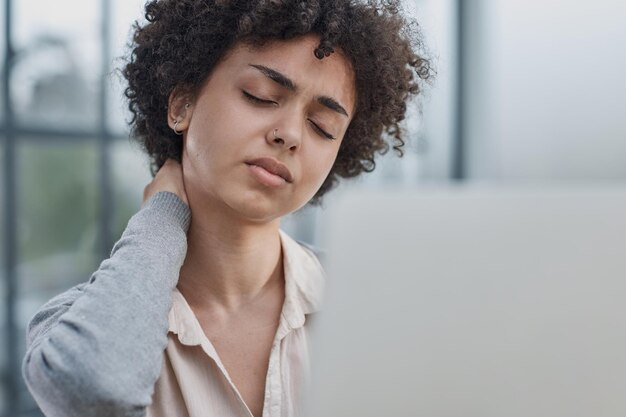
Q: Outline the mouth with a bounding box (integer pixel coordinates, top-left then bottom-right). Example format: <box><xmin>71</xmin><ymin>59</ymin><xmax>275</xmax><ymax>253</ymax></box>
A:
<box><xmin>245</xmin><ymin>157</ymin><xmax>294</xmax><ymax>187</ymax></box>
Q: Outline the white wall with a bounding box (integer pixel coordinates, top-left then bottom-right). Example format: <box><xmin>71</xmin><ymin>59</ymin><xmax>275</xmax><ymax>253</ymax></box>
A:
<box><xmin>414</xmin><ymin>0</ymin><xmax>456</xmax><ymax>181</ymax></box>
<box><xmin>466</xmin><ymin>0</ymin><xmax>626</xmax><ymax>180</ymax></box>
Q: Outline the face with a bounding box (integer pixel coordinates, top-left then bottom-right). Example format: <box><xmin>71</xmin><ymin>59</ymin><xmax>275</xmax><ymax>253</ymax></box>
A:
<box><xmin>171</xmin><ymin>34</ymin><xmax>356</xmax><ymax>223</ymax></box>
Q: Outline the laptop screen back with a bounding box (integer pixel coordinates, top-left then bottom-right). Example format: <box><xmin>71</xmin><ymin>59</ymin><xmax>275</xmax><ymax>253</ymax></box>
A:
<box><xmin>307</xmin><ymin>185</ymin><xmax>626</xmax><ymax>417</ymax></box>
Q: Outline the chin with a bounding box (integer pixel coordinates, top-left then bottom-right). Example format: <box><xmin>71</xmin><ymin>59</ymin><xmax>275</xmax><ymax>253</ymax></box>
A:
<box><xmin>223</xmin><ymin>190</ymin><xmax>294</xmax><ymax>223</ymax></box>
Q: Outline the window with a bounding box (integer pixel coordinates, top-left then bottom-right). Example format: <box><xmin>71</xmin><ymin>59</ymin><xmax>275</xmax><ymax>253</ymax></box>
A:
<box><xmin>0</xmin><ymin>0</ymin><xmax>150</xmax><ymax>414</ymax></box>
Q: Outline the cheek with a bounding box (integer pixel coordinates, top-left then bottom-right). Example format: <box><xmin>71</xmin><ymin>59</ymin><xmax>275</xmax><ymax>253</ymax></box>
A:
<box><xmin>305</xmin><ymin>147</ymin><xmax>340</xmax><ymax>188</ymax></box>
<box><xmin>185</xmin><ymin>113</ymin><xmax>230</xmax><ymax>164</ymax></box>
<box><xmin>184</xmin><ymin>134</ymin><xmax>211</xmax><ymax>170</ymax></box>
<box><xmin>182</xmin><ymin>130</ymin><xmax>222</xmax><ymax>189</ymax></box>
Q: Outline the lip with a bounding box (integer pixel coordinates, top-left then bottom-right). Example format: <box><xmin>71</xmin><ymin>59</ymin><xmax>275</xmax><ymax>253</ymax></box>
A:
<box><xmin>245</xmin><ymin>157</ymin><xmax>294</xmax><ymax>183</ymax></box>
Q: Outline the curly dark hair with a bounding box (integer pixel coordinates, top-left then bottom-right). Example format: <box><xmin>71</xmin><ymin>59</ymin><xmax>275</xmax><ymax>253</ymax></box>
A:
<box><xmin>123</xmin><ymin>0</ymin><xmax>432</xmax><ymax>204</ymax></box>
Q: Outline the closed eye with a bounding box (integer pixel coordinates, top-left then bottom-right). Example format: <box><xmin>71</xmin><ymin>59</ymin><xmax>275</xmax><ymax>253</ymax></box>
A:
<box><xmin>242</xmin><ymin>90</ymin><xmax>277</xmax><ymax>106</ymax></box>
<box><xmin>243</xmin><ymin>90</ymin><xmax>335</xmax><ymax>140</ymax></box>
<box><xmin>308</xmin><ymin>119</ymin><xmax>336</xmax><ymax>140</ymax></box>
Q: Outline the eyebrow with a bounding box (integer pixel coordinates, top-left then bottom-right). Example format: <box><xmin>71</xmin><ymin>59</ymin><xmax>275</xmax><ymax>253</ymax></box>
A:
<box><xmin>249</xmin><ymin>64</ymin><xmax>349</xmax><ymax>117</ymax></box>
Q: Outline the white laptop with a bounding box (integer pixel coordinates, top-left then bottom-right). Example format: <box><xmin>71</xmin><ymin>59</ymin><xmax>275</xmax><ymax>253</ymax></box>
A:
<box><xmin>306</xmin><ymin>184</ymin><xmax>626</xmax><ymax>417</ymax></box>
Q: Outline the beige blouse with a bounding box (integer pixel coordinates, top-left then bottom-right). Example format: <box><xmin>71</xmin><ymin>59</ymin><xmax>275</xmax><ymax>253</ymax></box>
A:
<box><xmin>146</xmin><ymin>230</ymin><xmax>325</xmax><ymax>417</ymax></box>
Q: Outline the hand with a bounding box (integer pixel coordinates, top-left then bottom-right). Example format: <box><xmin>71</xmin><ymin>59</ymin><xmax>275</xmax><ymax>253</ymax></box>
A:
<box><xmin>142</xmin><ymin>159</ymin><xmax>189</xmax><ymax>207</ymax></box>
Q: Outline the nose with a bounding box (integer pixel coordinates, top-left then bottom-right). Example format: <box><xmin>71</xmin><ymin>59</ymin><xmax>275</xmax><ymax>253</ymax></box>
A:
<box><xmin>265</xmin><ymin>115</ymin><xmax>303</xmax><ymax>152</ymax></box>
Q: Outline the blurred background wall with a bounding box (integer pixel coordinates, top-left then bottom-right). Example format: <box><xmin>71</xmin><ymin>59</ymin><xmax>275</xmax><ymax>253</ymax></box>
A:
<box><xmin>463</xmin><ymin>0</ymin><xmax>626</xmax><ymax>181</ymax></box>
<box><xmin>1</xmin><ymin>0</ymin><xmax>624</xmax><ymax>415</ymax></box>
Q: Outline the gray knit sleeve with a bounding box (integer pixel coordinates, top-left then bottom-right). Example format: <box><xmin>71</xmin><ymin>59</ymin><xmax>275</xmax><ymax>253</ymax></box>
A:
<box><xmin>22</xmin><ymin>191</ymin><xmax>191</xmax><ymax>417</ymax></box>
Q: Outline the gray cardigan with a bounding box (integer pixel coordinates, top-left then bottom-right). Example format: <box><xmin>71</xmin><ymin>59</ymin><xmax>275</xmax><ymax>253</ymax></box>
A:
<box><xmin>22</xmin><ymin>192</ymin><xmax>191</xmax><ymax>417</ymax></box>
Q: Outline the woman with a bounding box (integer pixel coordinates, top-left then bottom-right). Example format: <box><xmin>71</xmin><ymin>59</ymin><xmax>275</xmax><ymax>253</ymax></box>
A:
<box><xmin>22</xmin><ymin>1</ymin><xmax>431</xmax><ymax>416</ymax></box>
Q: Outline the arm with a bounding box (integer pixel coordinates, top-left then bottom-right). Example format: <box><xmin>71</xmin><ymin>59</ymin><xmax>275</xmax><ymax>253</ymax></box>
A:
<box><xmin>22</xmin><ymin>191</ymin><xmax>191</xmax><ymax>417</ymax></box>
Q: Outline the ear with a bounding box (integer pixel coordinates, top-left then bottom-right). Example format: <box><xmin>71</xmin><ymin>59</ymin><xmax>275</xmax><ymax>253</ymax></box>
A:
<box><xmin>167</xmin><ymin>86</ymin><xmax>194</xmax><ymax>134</ymax></box>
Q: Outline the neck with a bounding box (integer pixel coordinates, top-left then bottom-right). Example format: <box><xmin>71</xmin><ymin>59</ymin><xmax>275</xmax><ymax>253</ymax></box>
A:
<box><xmin>177</xmin><ymin>198</ymin><xmax>284</xmax><ymax>313</ymax></box>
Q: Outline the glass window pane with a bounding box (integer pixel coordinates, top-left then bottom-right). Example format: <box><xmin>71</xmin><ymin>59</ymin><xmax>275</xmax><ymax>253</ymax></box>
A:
<box><xmin>17</xmin><ymin>140</ymin><xmax>99</xmax><ymax>298</ymax></box>
<box><xmin>12</xmin><ymin>0</ymin><xmax>101</xmax><ymax>130</ymax></box>
<box><xmin>108</xmin><ymin>0</ymin><xmax>146</xmax><ymax>135</ymax></box>
<box><xmin>112</xmin><ymin>138</ymin><xmax>151</xmax><ymax>239</ymax></box>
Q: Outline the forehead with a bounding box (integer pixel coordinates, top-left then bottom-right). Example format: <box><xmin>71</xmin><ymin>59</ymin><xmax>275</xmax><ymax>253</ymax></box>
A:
<box><xmin>213</xmin><ymin>34</ymin><xmax>356</xmax><ymax>113</ymax></box>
